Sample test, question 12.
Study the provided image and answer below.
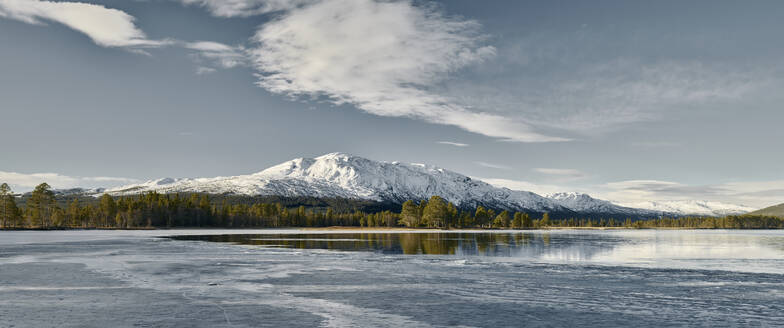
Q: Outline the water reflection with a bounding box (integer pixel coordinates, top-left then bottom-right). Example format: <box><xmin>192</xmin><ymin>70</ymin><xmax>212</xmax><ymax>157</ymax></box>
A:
<box><xmin>169</xmin><ymin>232</ymin><xmax>618</xmax><ymax>259</ymax></box>
<box><xmin>168</xmin><ymin>230</ymin><xmax>784</xmax><ymax>273</ymax></box>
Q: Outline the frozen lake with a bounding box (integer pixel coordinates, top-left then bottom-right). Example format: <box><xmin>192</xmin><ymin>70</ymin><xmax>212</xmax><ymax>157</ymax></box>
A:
<box><xmin>1</xmin><ymin>229</ymin><xmax>783</xmax><ymax>327</ymax></box>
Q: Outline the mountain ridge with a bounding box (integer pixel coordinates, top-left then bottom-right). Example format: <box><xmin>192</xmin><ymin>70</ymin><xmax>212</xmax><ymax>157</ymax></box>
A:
<box><xmin>107</xmin><ymin>152</ymin><xmax>574</xmax><ymax>214</ymax></box>
<box><xmin>103</xmin><ymin>152</ymin><xmax>752</xmax><ymax>217</ymax></box>
<box><xmin>618</xmin><ymin>200</ymin><xmax>756</xmax><ymax>217</ymax></box>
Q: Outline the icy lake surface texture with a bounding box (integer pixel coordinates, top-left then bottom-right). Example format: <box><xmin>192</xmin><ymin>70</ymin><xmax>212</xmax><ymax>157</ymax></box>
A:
<box><xmin>1</xmin><ymin>229</ymin><xmax>783</xmax><ymax>327</ymax></box>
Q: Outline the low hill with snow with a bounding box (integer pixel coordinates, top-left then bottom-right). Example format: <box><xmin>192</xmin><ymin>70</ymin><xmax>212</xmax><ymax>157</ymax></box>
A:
<box><xmin>617</xmin><ymin>200</ymin><xmax>755</xmax><ymax>217</ymax></box>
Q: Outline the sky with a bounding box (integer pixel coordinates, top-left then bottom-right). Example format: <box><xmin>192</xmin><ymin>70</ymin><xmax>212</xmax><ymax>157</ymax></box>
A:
<box><xmin>1</xmin><ymin>0</ymin><xmax>783</xmax><ymax>208</ymax></box>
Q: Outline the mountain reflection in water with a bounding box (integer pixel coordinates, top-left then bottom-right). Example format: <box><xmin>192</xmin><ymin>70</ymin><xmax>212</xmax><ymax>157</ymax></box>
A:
<box><xmin>169</xmin><ymin>232</ymin><xmax>618</xmax><ymax>259</ymax></box>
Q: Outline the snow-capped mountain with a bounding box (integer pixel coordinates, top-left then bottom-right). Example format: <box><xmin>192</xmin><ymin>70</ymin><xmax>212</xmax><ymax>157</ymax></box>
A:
<box><xmin>103</xmin><ymin>152</ymin><xmax>753</xmax><ymax>217</ymax></box>
<box><xmin>546</xmin><ymin>192</ymin><xmax>656</xmax><ymax>216</ymax></box>
<box><xmin>106</xmin><ymin>153</ymin><xmax>571</xmax><ymax>213</ymax></box>
<box><xmin>617</xmin><ymin>200</ymin><xmax>755</xmax><ymax>217</ymax></box>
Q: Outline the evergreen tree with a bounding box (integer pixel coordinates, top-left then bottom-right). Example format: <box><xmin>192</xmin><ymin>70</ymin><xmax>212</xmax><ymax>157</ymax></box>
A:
<box><xmin>445</xmin><ymin>202</ymin><xmax>458</xmax><ymax>228</ymax></box>
<box><xmin>541</xmin><ymin>212</ymin><xmax>550</xmax><ymax>227</ymax></box>
<box><xmin>27</xmin><ymin>183</ymin><xmax>56</xmax><ymax>228</ymax></box>
<box><xmin>522</xmin><ymin>213</ymin><xmax>532</xmax><ymax>228</ymax></box>
<box><xmin>1</xmin><ymin>183</ymin><xmax>21</xmax><ymax>229</ymax></box>
<box><xmin>66</xmin><ymin>199</ymin><xmax>81</xmax><ymax>227</ymax></box>
<box><xmin>400</xmin><ymin>200</ymin><xmax>421</xmax><ymax>227</ymax></box>
<box><xmin>2</xmin><ymin>184</ymin><xmax>782</xmax><ymax>230</ymax></box>
<box><xmin>422</xmin><ymin>196</ymin><xmax>447</xmax><ymax>228</ymax></box>
<box><xmin>99</xmin><ymin>194</ymin><xmax>117</xmax><ymax>228</ymax></box>
<box><xmin>512</xmin><ymin>212</ymin><xmax>523</xmax><ymax>229</ymax></box>
<box><xmin>474</xmin><ymin>206</ymin><xmax>488</xmax><ymax>228</ymax></box>
<box><xmin>458</xmin><ymin>211</ymin><xmax>472</xmax><ymax>228</ymax></box>
<box><xmin>492</xmin><ymin>210</ymin><xmax>510</xmax><ymax>228</ymax></box>
<box><xmin>486</xmin><ymin>209</ymin><xmax>496</xmax><ymax>227</ymax></box>
<box><xmin>0</xmin><ymin>183</ymin><xmax>10</xmax><ymax>228</ymax></box>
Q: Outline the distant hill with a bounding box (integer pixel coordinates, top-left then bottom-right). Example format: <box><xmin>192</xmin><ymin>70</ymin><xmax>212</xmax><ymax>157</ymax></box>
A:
<box><xmin>748</xmin><ymin>202</ymin><xmax>784</xmax><ymax>218</ymax></box>
<box><xmin>617</xmin><ymin>200</ymin><xmax>755</xmax><ymax>217</ymax></box>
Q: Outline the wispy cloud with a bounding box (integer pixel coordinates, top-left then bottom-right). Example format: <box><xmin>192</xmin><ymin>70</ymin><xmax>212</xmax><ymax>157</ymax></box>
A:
<box><xmin>436</xmin><ymin>141</ymin><xmax>469</xmax><ymax>147</ymax></box>
<box><xmin>478</xmin><ymin>177</ymin><xmax>569</xmax><ymax>196</ymax></box>
<box><xmin>0</xmin><ymin>1</ymin><xmax>248</xmax><ymax>72</ymax></box>
<box><xmin>195</xmin><ymin>66</ymin><xmax>217</xmax><ymax>75</ymax></box>
<box><xmin>0</xmin><ymin>0</ymin><xmax>169</xmax><ymax>48</ymax></box>
<box><xmin>600</xmin><ymin>179</ymin><xmax>784</xmax><ymax>209</ymax></box>
<box><xmin>534</xmin><ymin>168</ymin><xmax>588</xmax><ymax>181</ymax></box>
<box><xmin>475</xmin><ymin>162</ymin><xmax>511</xmax><ymax>170</ymax></box>
<box><xmin>248</xmin><ymin>0</ymin><xmax>565</xmax><ymax>143</ymax></box>
<box><xmin>443</xmin><ymin>52</ymin><xmax>761</xmax><ymax>134</ymax></box>
<box><xmin>0</xmin><ymin>171</ymin><xmax>138</xmax><ymax>191</ymax></box>
<box><xmin>185</xmin><ymin>41</ymin><xmax>247</xmax><ymax>70</ymax></box>
<box><xmin>480</xmin><ymin>176</ymin><xmax>783</xmax><ymax>209</ymax></box>
<box><xmin>178</xmin><ymin>0</ymin><xmax>315</xmax><ymax>17</ymax></box>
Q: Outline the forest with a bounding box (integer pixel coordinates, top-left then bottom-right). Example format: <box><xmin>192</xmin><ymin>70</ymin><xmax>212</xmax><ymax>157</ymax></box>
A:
<box><xmin>1</xmin><ymin>182</ymin><xmax>782</xmax><ymax>230</ymax></box>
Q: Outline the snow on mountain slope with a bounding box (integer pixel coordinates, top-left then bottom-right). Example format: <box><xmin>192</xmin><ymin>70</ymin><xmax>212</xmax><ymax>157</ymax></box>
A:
<box><xmin>617</xmin><ymin>200</ymin><xmax>755</xmax><ymax>217</ymax></box>
<box><xmin>104</xmin><ymin>152</ymin><xmax>754</xmax><ymax>217</ymax></box>
<box><xmin>546</xmin><ymin>192</ymin><xmax>656</xmax><ymax>216</ymax></box>
<box><xmin>106</xmin><ymin>153</ymin><xmax>570</xmax><ymax>213</ymax></box>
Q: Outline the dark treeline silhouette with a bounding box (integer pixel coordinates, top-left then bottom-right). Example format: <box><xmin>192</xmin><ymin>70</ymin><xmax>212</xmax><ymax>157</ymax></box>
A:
<box><xmin>1</xmin><ymin>183</ymin><xmax>782</xmax><ymax>229</ymax></box>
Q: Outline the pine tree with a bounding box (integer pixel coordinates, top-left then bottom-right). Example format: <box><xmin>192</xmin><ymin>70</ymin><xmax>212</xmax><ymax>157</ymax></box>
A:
<box><xmin>459</xmin><ymin>211</ymin><xmax>473</xmax><ymax>228</ymax></box>
<box><xmin>27</xmin><ymin>183</ymin><xmax>56</xmax><ymax>228</ymax></box>
<box><xmin>492</xmin><ymin>210</ymin><xmax>510</xmax><ymax>228</ymax></box>
<box><xmin>512</xmin><ymin>212</ymin><xmax>523</xmax><ymax>229</ymax></box>
<box><xmin>446</xmin><ymin>202</ymin><xmax>458</xmax><ymax>229</ymax></box>
<box><xmin>474</xmin><ymin>206</ymin><xmax>488</xmax><ymax>228</ymax></box>
<box><xmin>99</xmin><ymin>194</ymin><xmax>117</xmax><ymax>228</ymax></box>
<box><xmin>0</xmin><ymin>183</ymin><xmax>10</xmax><ymax>228</ymax></box>
<box><xmin>422</xmin><ymin>196</ymin><xmax>447</xmax><ymax>228</ymax></box>
<box><xmin>522</xmin><ymin>213</ymin><xmax>532</xmax><ymax>228</ymax></box>
<box><xmin>66</xmin><ymin>199</ymin><xmax>81</xmax><ymax>227</ymax></box>
<box><xmin>486</xmin><ymin>209</ymin><xmax>496</xmax><ymax>227</ymax></box>
<box><xmin>400</xmin><ymin>200</ymin><xmax>421</xmax><ymax>227</ymax></box>
<box><xmin>541</xmin><ymin>212</ymin><xmax>550</xmax><ymax>227</ymax></box>
<box><xmin>0</xmin><ymin>183</ymin><xmax>20</xmax><ymax>229</ymax></box>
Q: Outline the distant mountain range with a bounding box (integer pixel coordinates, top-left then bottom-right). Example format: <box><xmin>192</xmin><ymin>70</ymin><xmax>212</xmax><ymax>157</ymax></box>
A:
<box><xmin>89</xmin><ymin>152</ymin><xmax>754</xmax><ymax>218</ymax></box>
<box><xmin>616</xmin><ymin>200</ymin><xmax>756</xmax><ymax>217</ymax></box>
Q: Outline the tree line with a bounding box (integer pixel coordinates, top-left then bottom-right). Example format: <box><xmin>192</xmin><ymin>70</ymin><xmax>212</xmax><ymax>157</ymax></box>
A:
<box><xmin>1</xmin><ymin>183</ymin><xmax>782</xmax><ymax>229</ymax></box>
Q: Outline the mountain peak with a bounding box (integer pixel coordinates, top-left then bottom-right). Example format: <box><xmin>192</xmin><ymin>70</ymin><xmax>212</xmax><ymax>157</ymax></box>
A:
<box><xmin>315</xmin><ymin>152</ymin><xmax>360</xmax><ymax>160</ymax></box>
<box><xmin>106</xmin><ymin>152</ymin><xmax>569</xmax><ymax>213</ymax></box>
<box><xmin>102</xmin><ymin>153</ymin><xmax>753</xmax><ymax>217</ymax></box>
<box><xmin>547</xmin><ymin>192</ymin><xmax>593</xmax><ymax>200</ymax></box>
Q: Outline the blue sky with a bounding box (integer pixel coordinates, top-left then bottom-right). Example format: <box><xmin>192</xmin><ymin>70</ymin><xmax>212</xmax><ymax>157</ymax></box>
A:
<box><xmin>1</xmin><ymin>0</ymin><xmax>783</xmax><ymax>208</ymax></box>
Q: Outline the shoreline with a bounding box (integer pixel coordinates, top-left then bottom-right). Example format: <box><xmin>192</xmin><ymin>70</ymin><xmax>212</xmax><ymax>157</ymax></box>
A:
<box><xmin>1</xmin><ymin>226</ymin><xmax>781</xmax><ymax>232</ymax></box>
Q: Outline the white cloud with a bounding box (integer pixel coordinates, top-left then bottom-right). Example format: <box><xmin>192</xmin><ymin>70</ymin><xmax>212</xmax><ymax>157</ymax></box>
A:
<box><xmin>475</xmin><ymin>162</ymin><xmax>511</xmax><ymax>170</ymax></box>
<box><xmin>444</xmin><ymin>55</ymin><xmax>761</xmax><ymax>134</ymax></box>
<box><xmin>436</xmin><ymin>141</ymin><xmax>469</xmax><ymax>147</ymax></box>
<box><xmin>480</xmin><ymin>176</ymin><xmax>784</xmax><ymax>209</ymax></box>
<box><xmin>534</xmin><ymin>168</ymin><xmax>588</xmax><ymax>181</ymax></box>
<box><xmin>0</xmin><ymin>1</ymin><xmax>252</xmax><ymax>76</ymax></box>
<box><xmin>478</xmin><ymin>177</ymin><xmax>569</xmax><ymax>196</ymax></box>
<box><xmin>185</xmin><ymin>41</ymin><xmax>247</xmax><ymax>69</ymax></box>
<box><xmin>178</xmin><ymin>0</ymin><xmax>315</xmax><ymax>17</ymax></box>
<box><xmin>0</xmin><ymin>0</ymin><xmax>168</xmax><ymax>48</ymax></box>
<box><xmin>249</xmin><ymin>0</ymin><xmax>564</xmax><ymax>142</ymax></box>
<box><xmin>0</xmin><ymin>171</ymin><xmax>138</xmax><ymax>191</ymax></box>
<box><xmin>600</xmin><ymin>179</ymin><xmax>784</xmax><ymax>209</ymax></box>
<box><xmin>195</xmin><ymin>66</ymin><xmax>217</xmax><ymax>75</ymax></box>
